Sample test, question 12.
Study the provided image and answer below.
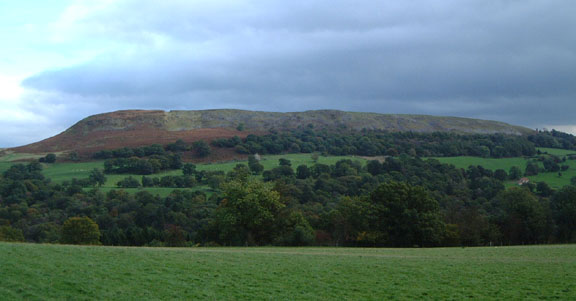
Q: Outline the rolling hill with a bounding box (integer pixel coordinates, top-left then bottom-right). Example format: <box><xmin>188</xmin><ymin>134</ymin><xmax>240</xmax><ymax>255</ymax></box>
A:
<box><xmin>11</xmin><ymin>109</ymin><xmax>533</xmax><ymax>155</ymax></box>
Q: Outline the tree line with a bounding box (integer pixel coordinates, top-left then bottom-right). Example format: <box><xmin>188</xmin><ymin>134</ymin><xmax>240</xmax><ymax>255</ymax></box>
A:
<box><xmin>2</xmin><ymin>154</ymin><xmax>576</xmax><ymax>247</ymax></box>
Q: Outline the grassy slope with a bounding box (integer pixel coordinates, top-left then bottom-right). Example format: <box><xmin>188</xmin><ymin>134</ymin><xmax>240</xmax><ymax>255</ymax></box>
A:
<box><xmin>37</xmin><ymin>154</ymin><xmax>365</xmax><ymax>196</ymax></box>
<box><xmin>1</xmin><ymin>242</ymin><xmax>574</xmax><ymax>300</ymax></box>
<box><xmin>433</xmin><ymin>148</ymin><xmax>576</xmax><ymax>188</ymax></box>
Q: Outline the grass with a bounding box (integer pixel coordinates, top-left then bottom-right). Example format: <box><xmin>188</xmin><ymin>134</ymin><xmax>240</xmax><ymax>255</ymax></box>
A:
<box><xmin>432</xmin><ymin>154</ymin><xmax>576</xmax><ymax>189</ymax></box>
<box><xmin>538</xmin><ymin>147</ymin><xmax>576</xmax><ymax>156</ymax></box>
<box><xmin>0</xmin><ymin>242</ymin><xmax>574</xmax><ymax>300</ymax></box>
<box><xmin>30</xmin><ymin>154</ymin><xmax>366</xmax><ymax>196</ymax></box>
<box><xmin>432</xmin><ymin>156</ymin><xmax>528</xmax><ymax>172</ymax></box>
<box><xmin>0</xmin><ymin>151</ymin><xmax>46</xmax><ymax>163</ymax></box>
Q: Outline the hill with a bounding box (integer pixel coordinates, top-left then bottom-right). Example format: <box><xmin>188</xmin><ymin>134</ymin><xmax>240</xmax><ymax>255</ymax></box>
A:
<box><xmin>11</xmin><ymin>109</ymin><xmax>533</xmax><ymax>154</ymax></box>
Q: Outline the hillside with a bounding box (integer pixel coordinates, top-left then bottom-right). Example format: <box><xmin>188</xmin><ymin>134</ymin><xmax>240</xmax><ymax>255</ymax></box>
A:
<box><xmin>12</xmin><ymin>109</ymin><xmax>533</xmax><ymax>154</ymax></box>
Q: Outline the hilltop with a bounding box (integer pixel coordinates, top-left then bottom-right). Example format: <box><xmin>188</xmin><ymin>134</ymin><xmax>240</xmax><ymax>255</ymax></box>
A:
<box><xmin>11</xmin><ymin>109</ymin><xmax>533</xmax><ymax>155</ymax></box>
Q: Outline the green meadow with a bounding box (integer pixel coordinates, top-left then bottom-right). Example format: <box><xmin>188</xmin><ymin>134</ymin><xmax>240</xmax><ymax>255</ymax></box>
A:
<box><xmin>433</xmin><ymin>148</ymin><xmax>576</xmax><ymax>188</ymax></box>
<box><xmin>1</xmin><ymin>242</ymin><xmax>574</xmax><ymax>300</ymax></box>
<box><xmin>32</xmin><ymin>154</ymin><xmax>364</xmax><ymax>196</ymax></box>
<box><xmin>4</xmin><ymin>148</ymin><xmax>576</xmax><ymax>191</ymax></box>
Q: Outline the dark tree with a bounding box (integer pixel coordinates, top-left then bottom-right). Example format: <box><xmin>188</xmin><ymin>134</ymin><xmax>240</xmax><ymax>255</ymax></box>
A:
<box><xmin>551</xmin><ymin>186</ymin><xmax>576</xmax><ymax>242</ymax></box>
<box><xmin>192</xmin><ymin>140</ymin><xmax>211</xmax><ymax>157</ymax></box>
<box><xmin>44</xmin><ymin>153</ymin><xmax>57</xmax><ymax>163</ymax></box>
<box><xmin>248</xmin><ymin>155</ymin><xmax>264</xmax><ymax>175</ymax></box>
<box><xmin>279</xmin><ymin>158</ymin><xmax>292</xmax><ymax>166</ymax></box>
<box><xmin>494</xmin><ymin>169</ymin><xmax>508</xmax><ymax>182</ymax></box>
<box><xmin>525</xmin><ymin>162</ymin><xmax>539</xmax><ymax>176</ymax></box>
<box><xmin>369</xmin><ymin>181</ymin><xmax>446</xmax><ymax>247</ymax></box>
<box><xmin>497</xmin><ymin>188</ymin><xmax>547</xmax><ymax>245</ymax></box>
<box><xmin>88</xmin><ymin>169</ymin><xmax>107</xmax><ymax>187</ymax></box>
<box><xmin>296</xmin><ymin>165</ymin><xmax>311</xmax><ymax>179</ymax></box>
<box><xmin>182</xmin><ymin>163</ymin><xmax>197</xmax><ymax>176</ymax></box>
<box><xmin>509</xmin><ymin>166</ymin><xmax>523</xmax><ymax>180</ymax></box>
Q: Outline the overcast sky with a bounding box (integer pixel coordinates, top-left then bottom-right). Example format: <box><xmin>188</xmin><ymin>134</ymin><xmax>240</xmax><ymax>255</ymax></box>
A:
<box><xmin>1</xmin><ymin>0</ymin><xmax>575</xmax><ymax>147</ymax></box>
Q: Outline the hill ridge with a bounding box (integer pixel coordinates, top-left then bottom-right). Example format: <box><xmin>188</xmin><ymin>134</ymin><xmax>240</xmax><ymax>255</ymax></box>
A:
<box><xmin>12</xmin><ymin>109</ymin><xmax>533</xmax><ymax>154</ymax></box>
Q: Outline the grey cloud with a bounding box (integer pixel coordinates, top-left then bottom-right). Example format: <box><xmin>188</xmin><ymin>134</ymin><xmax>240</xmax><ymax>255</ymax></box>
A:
<box><xmin>22</xmin><ymin>0</ymin><xmax>576</xmax><ymax>129</ymax></box>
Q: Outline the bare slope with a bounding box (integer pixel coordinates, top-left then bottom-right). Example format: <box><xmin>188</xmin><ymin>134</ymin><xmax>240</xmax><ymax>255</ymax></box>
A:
<box><xmin>12</xmin><ymin>109</ymin><xmax>533</xmax><ymax>154</ymax></box>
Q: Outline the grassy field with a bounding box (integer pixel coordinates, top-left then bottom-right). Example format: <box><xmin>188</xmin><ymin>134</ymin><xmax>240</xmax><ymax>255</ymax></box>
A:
<box><xmin>0</xmin><ymin>243</ymin><xmax>574</xmax><ymax>300</ymax></box>
<box><xmin>538</xmin><ymin>147</ymin><xmax>576</xmax><ymax>156</ymax></box>
<box><xmin>0</xmin><ymin>151</ymin><xmax>46</xmax><ymax>163</ymax></box>
<box><xmin>6</xmin><ymin>148</ymin><xmax>576</xmax><ymax>190</ymax></box>
<box><xmin>39</xmin><ymin>154</ymin><xmax>364</xmax><ymax>183</ymax></box>
<box><xmin>433</xmin><ymin>149</ymin><xmax>576</xmax><ymax>189</ymax></box>
<box><xmin>22</xmin><ymin>154</ymin><xmax>364</xmax><ymax>196</ymax></box>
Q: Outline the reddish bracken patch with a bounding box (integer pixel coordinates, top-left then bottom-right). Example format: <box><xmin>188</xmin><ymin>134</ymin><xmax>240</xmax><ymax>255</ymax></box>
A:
<box><xmin>11</xmin><ymin>128</ymin><xmax>262</xmax><ymax>162</ymax></box>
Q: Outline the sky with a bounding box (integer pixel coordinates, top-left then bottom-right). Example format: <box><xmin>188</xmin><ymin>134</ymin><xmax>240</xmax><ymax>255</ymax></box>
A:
<box><xmin>1</xmin><ymin>0</ymin><xmax>575</xmax><ymax>147</ymax></box>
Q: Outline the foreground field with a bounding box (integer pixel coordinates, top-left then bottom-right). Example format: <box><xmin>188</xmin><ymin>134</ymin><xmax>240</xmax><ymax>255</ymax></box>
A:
<box><xmin>1</xmin><ymin>243</ymin><xmax>574</xmax><ymax>300</ymax></box>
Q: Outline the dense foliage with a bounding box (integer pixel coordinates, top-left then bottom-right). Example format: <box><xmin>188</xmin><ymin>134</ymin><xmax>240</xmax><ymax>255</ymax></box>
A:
<box><xmin>2</xmin><ymin>150</ymin><xmax>576</xmax><ymax>247</ymax></box>
<box><xmin>211</xmin><ymin>128</ymin><xmax>540</xmax><ymax>158</ymax></box>
<box><xmin>104</xmin><ymin>154</ymin><xmax>182</xmax><ymax>175</ymax></box>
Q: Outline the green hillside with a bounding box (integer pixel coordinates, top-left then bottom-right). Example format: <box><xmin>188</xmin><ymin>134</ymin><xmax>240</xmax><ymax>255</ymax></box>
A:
<box><xmin>35</xmin><ymin>154</ymin><xmax>366</xmax><ymax>196</ymax></box>
<box><xmin>434</xmin><ymin>148</ymin><xmax>576</xmax><ymax>188</ymax></box>
<box><xmin>1</xmin><ymin>242</ymin><xmax>574</xmax><ymax>300</ymax></box>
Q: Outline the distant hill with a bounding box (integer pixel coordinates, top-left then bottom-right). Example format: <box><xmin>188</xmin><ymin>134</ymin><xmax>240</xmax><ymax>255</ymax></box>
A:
<box><xmin>11</xmin><ymin>109</ymin><xmax>533</xmax><ymax>155</ymax></box>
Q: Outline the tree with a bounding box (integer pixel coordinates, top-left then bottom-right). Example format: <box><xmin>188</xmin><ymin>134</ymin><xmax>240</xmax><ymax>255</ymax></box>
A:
<box><xmin>536</xmin><ymin>182</ymin><xmax>553</xmax><ymax>197</ymax></box>
<box><xmin>88</xmin><ymin>169</ymin><xmax>107</xmax><ymax>187</ymax></box>
<box><xmin>61</xmin><ymin>217</ymin><xmax>101</xmax><ymax>245</ymax></box>
<box><xmin>494</xmin><ymin>169</ymin><xmax>508</xmax><ymax>182</ymax></box>
<box><xmin>296</xmin><ymin>165</ymin><xmax>311</xmax><ymax>179</ymax></box>
<box><xmin>192</xmin><ymin>140</ymin><xmax>211</xmax><ymax>157</ymax></box>
<box><xmin>369</xmin><ymin>181</ymin><xmax>446</xmax><ymax>247</ymax></box>
<box><xmin>165</xmin><ymin>225</ymin><xmax>187</xmax><ymax>247</ymax></box>
<box><xmin>0</xmin><ymin>225</ymin><xmax>25</xmax><ymax>242</ymax></box>
<box><xmin>509</xmin><ymin>166</ymin><xmax>522</xmax><ymax>180</ymax></box>
<box><xmin>248</xmin><ymin>155</ymin><xmax>264</xmax><ymax>175</ymax></box>
<box><xmin>551</xmin><ymin>185</ymin><xmax>576</xmax><ymax>242</ymax></box>
<box><xmin>44</xmin><ymin>153</ymin><xmax>57</xmax><ymax>163</ymax></box>
<box><xmin>117</xmin><ymin>176</ymin><xmax>141</xmax><ymax>188</ymax></box>
<box><xmin>366</xmin><ymin>160</ymin><xmax>382</xmax><ymax>176</ymax></box>
<box><xmin>279</xmin><ymin>158</ymin><xmax>291</xmax><ymax>166</ymax></box>
<box><xmin>497</xmin><ymin>188</ymin><xmax>547</xmax><ymax>245</ymax></box>
<box><xmin>182</xmin><ymin>163</ymin><xmax>197</xmax><ymax>176</ymax></box>
<box><xmin>227</xmin><ymin>164</ymin><xmax>251</xmax><ymax>182</ymax></box>
<box><xmin>214</xmin><ymin>180</ymin><xmax>284</xmax><ymax>245</ymax></box>
<box><xmin>525</xmin><ymin>162</ymin><xmax>539</xmax><ymax>176</ymax></box>
<box><xmin>166</xmin><ymin>139</ymin><xmax>188</xmax><ymax>152</ymax></box>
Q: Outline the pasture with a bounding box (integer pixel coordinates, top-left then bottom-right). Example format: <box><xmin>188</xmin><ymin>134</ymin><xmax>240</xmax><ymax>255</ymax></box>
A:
<box><xmin>34</xmin><ymin>154</ymin><xmax>366</xmax><ymax>196</ymax></box>
<box><xmin>0</xmin><ymin>242</ymin><xmax>574</xmax><ymax>299</ymax></box>
<box><xmin>433</xmin><ymin>149</ymin><xmax>576</xmax><ymax>188</ymax></box>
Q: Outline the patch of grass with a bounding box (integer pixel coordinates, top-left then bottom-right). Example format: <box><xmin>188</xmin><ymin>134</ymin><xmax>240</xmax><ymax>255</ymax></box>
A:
<box><xmin>0</xmin><ymin>162</ymin><xmax>13</xmax><ymax>173</ymax></box>
<box><xmin>432</xmin><ymin>156</ymin><xmax>528</xmax><ymax>172</ymax></box>
<box><xmin>36</xmin><ymin>154</ymin><xmax>365</xmax><ymax>195</ymax></box>
<box><xmin>537</xmin><ymin>147</ymin><xmax>576</xmax><ymax>156</ymax></box>
<box><xmin>0</xmin><ymin>151</ymin><xmax>45</xmax><ymax>162</ymax></box>
<box><xmin>42</xmin><ymin>161</ymin><xmax>105</xmax><ymax>183</ymax></box>
<box><xmin>89</xmin><ymin>186</ymin><xmax>216</xmax><ymax>198</ymax></box>
<box><xmin>432</xmin><ymin>154</ymin><xmax>576</xmax><ymax>189</ymax></box>
<box><xmin>1</xmin><ymin>243</ymin><xmax>574</xmax><ymax>299</ymax></box>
